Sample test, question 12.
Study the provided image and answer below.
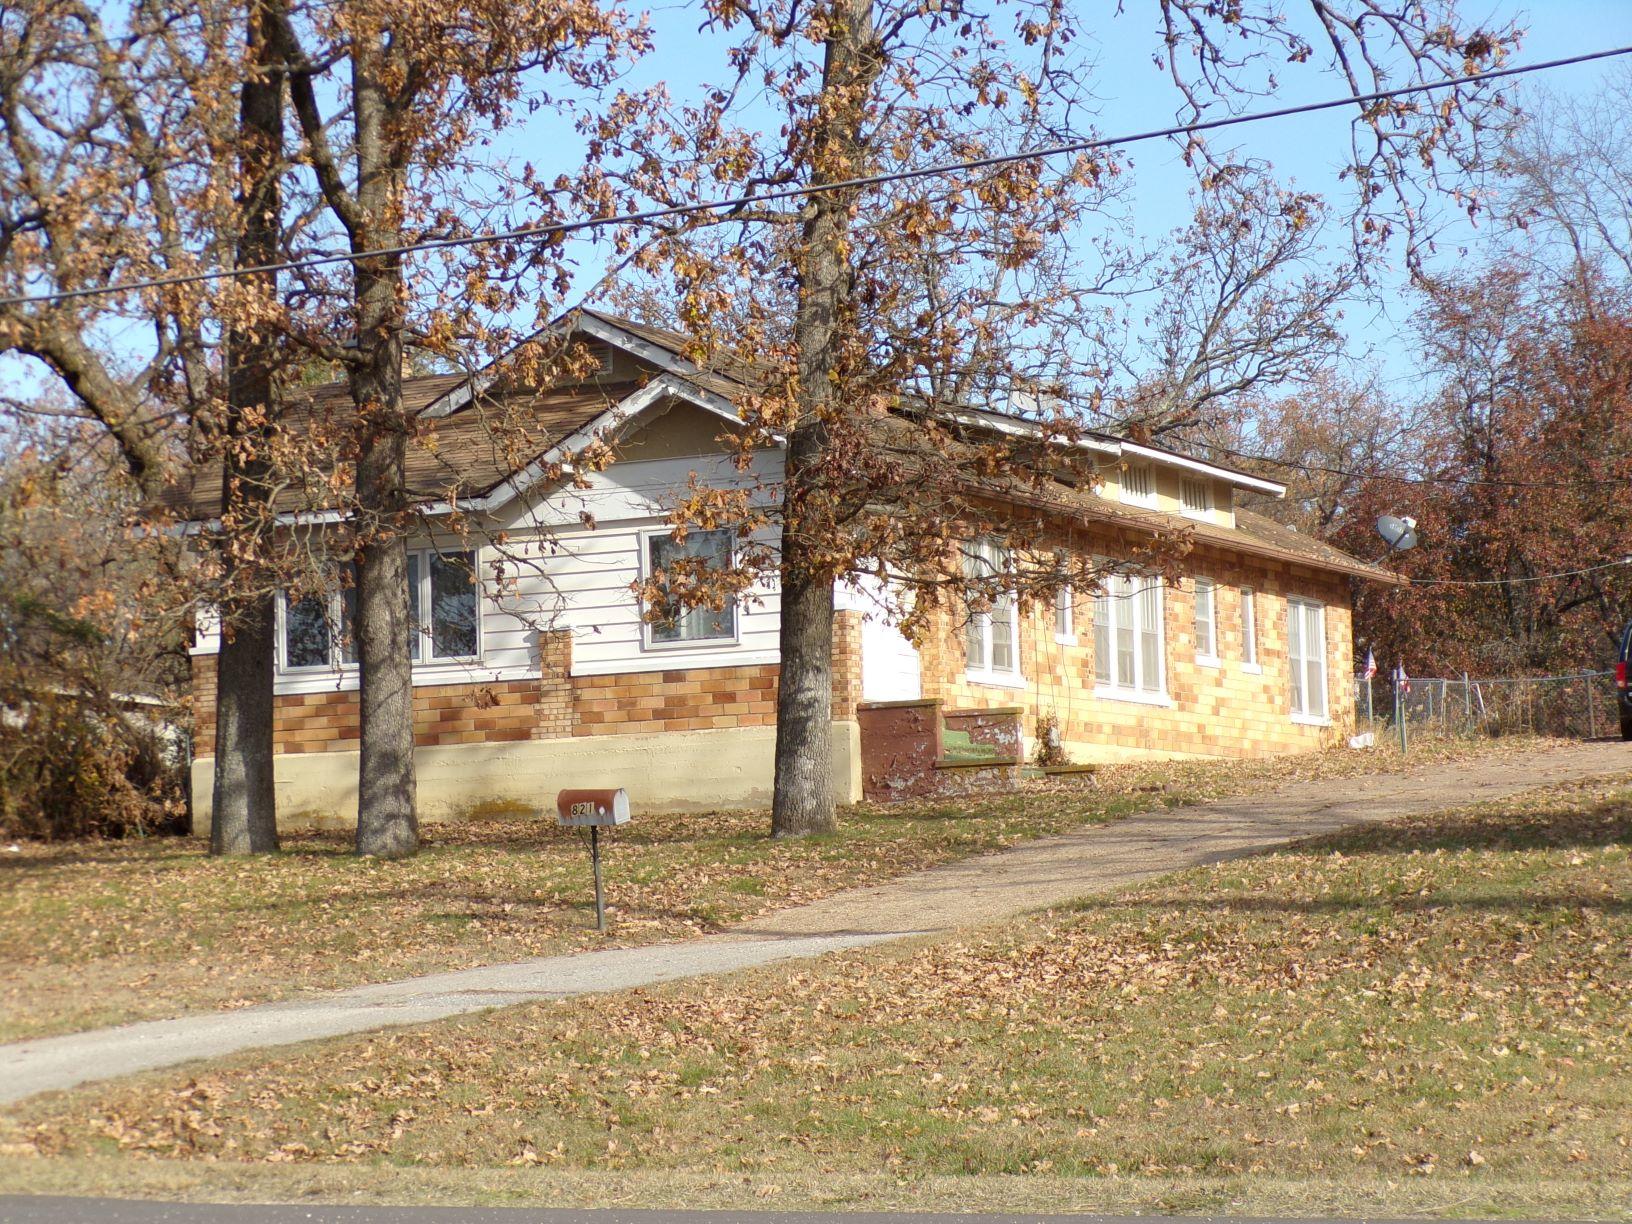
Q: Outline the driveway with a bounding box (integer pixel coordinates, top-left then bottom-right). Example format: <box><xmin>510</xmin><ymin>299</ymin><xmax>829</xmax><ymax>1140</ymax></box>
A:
<box><xmin>2</xmin><ymin>739</ymin><xmax>1627</xmax><ymax>1106</ymax></box>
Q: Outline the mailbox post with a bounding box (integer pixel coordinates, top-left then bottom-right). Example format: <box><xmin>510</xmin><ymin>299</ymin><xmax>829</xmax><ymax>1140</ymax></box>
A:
<box><xmin>555</xmin><ymin>788</ymin><xmax>630</xmax><ymax>932</ymax></box>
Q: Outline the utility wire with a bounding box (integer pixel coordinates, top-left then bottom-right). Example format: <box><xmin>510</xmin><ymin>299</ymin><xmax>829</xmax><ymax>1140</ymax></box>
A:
<box><xmin>1202</xmin><ymin>442</ymin><xmax>1632</xmax><ymax>491</ymax></box>
<box><xmin>6</xmin><ymin>42</ymin><xmax>1631</xmax><ymax>310</ymax></box>
<box><xmin>1399</xmin><ymin>558</ymin><xmax>1632</xmax><ymax>587</ymax></box>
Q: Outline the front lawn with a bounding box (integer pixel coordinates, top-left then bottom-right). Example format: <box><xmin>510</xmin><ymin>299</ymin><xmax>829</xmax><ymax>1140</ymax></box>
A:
<box><xmin>6</xmin><ymin>767</ymin><xmax>1628</xmax><ymax>1218</ymax></box>
<box><xmin>0</xmin><ymin>735</ymin><xmax>1562</xmax><ymax>1042</ymax></box>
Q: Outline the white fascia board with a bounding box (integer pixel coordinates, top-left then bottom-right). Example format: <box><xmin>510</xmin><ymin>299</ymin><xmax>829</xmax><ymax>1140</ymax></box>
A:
<box><xmin>179</xmin><ymin>508</ymin><xmax>346</xmax><ymax>535</ymax></box>
<box><xmin>934</xmin><ymin>405</ymin><xmax>1122</xmax><ymax>460</ymax></box>
<box><xmin>174</xmin><ymin>374</ymin><xmax>747</xmax><ymax>532</ymax></box>
<box><xmin>1119</xmin><ymin>441</ymin><xmax>1287</xmax><ymax>498</ymax></box>
<box><xmin>419</xmin><ymin>310</ymin><xmax>744</xmax><ymax>421</ymax></box>
<box><xmin>446</xmin><ymin>373</ymin><xmax>745</xmax><ymax>518</ymax></box>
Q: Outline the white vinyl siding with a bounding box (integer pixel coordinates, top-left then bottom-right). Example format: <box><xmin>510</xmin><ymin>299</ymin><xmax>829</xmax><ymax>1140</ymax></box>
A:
<box><xmin>1119</xmin><ymin>464</ymin><xmax>1156</xmax><ymax>508</ymax></box>
<box><xmin>1194</xmin><ymin>579</ymin><xmax>1218</xmax><ymax>664</ymax></box>
<box><xmin>1241</xmin><ymin>587</ymin><xmax>1259</xmax><ymax>669</ymax></box>
<box><xmin>1093</xmin><ymin>575</ymin><xmax>1165</xmax><ymax>699</ymax></box>
<box><xmin>963</xmin><ymin>538</ymin><xmax>1020</xmax><ymax>682</ymax></box>
<box><xmin>1288</xmin><ymin>597</ymin><xmax>1328</xmax><ymax>721</ymax></box>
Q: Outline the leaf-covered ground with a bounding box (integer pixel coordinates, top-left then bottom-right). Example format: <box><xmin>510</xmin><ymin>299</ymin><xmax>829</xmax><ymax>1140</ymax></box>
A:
<box><xmin>6</xmin><ymin>766</ymin><xmax>1628</xmax><ymax>1220</ymax></box>
<box><xmin>0</xmin><ymin>734</ymin><xmax>1565</xmax><ymax>1042</ymax></box>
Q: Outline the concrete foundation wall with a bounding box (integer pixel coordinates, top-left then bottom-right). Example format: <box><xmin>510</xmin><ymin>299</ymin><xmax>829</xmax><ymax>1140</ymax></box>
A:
<box><xmin>190</xmin><ymin>721</ymin><xmax>863</xmax><ymax>834</ymax></box>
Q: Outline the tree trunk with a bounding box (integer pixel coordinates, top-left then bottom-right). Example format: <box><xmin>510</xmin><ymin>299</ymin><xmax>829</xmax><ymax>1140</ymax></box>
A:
<box><xmin>771</xmin><ymin>513</ymin><xmax>836</xmax><ymax>836</ymax></box>
<box><xmin>210</xmin><ymin>0</ymin><xmax>283</xmax><ymax>855</ymax></box>
<box><xmin>770</xmin><ymin>0</ymin><xmax>876</xmax><ymax>838</ymax></box>
<box><xmin>348</xmin><ymin>31</ymin><xmax>418</xmax><ymax>858</ymax></box>
<box><xmin>210</xmin><ymin>596</ymin><xmax>279</xmax><ymax>853</ymax></box>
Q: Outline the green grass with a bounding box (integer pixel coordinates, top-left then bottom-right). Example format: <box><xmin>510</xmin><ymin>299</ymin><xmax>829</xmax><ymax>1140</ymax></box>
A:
<box><xmin>0</xmin><ymin>734</ymin><xmax>1565</xmax><ymax>1042</ymax></box>
<box><xmin>8</xmin><ymin>768</ymin><xmax>1629</xmax><ymax>1224</ymax></box>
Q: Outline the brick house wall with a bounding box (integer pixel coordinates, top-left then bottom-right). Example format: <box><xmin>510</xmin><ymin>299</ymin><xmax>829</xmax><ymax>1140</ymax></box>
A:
<box><xmin>192</xmin><ymin>610</ymin><xmax>867</xmax><ymax>757</ymax></box>
<box><xmin>920</xmin><ymin>544</ymin><xmax>1356</xmax><ymax>758</ymax></box>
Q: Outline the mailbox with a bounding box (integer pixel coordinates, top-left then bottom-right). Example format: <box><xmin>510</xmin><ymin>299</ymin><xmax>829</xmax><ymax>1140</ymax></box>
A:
<box><xmin>555</xmin><ymin>788</ymin><xmax>630</xmax><ymax>933</ymax></box>
<box><xmin>556</xmin><ymin>788</ymin><xmax>631</xmax><ymax>827</ymax></box>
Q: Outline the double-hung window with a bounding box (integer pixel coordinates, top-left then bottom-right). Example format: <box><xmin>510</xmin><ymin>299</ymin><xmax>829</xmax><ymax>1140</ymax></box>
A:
<box><xmin>963</xmin><ymin>538</ymin><xmax>1020</xmax><ymax>681</ymax></box>
<box><xmin>279</xmin><ymin>548</ymin><xmax>481</xmax><ymax>674</ymax></box>
<box><xmin>1287</xmin><ymin>597</ymin><xmax>1328</xmax><ymax>721</ymax></box>
<box><xmin>1054</xmin><ymin>584</ymin><xmax>1076</xmax><ymax>644</ymax></box>
<box><xmin>407</xmin><ymin>549</ymin><xmax>480</xmax><ymax>661</ymax></box>
<box><xmin>1240</xmin><ymin>587</ymin><xmax>1259</xmax><ymax>669</ymax></box>
<box><xmin>1193</xmin><ymin>578</ymin><xmax>1219</xmax><ymax>665</ymax></box>
<box><xmin>643</xmin><ymin>528</ymin><xmax>736</xmax><ymax>647</ymax></box>
<box><xmin>1093</xmin><ymin>574</ymin><xmax>1165</xmax><ymax>697</ymax></box>
<box><xmin>281</xmin><ymin>582</ymin><xmax>355</xmax><ymax>671</ymax></box>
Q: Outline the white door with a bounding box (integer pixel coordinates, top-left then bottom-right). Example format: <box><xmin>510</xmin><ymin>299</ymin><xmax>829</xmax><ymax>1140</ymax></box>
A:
<box><xmin>851</xmin><ymin>576</ymin><xmax>922</xmax><ymax>703</ymax></box>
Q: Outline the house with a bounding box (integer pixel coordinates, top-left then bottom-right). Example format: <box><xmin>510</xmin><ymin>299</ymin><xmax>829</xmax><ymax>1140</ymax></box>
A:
<box><xmin>174</xmin><ymin>312</ymin><xmax>1404</xmax><ymax>830</ymax></box>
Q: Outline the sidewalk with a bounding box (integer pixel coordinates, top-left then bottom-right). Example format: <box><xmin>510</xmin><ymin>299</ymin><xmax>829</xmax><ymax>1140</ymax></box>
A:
<box><xmin>3</xmin><ymin>739</ymin><xmax>1627</xmax><ymax>1106</ymax></box>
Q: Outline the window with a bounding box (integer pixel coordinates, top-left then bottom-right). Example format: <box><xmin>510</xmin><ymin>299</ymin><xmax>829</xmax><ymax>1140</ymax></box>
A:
<box><xmin>280</xmin><ymin>576</ymin><xmax>355</xmax><ymax>670</ymax></box>
<box><xmin>643</xmin><ymin>529</ymin><xmax>736</xmax><ymax>646</ymax></box>
<box><xmin>1180</xmin><ymin>477</ymin><xmax>1213</xmax><ymax>517</ymax></box>
<box><xmin>1288</xmin><ymin>597</ymin><xmax>1328</xmax><ymax>720</ymax></box>
<box><xmin>1241</xmin><ymin>587</ymin><xmax>1259</xmax><ymax>669</ymax></box>
<box><xmin>1193</xmin><ymin>578</ymin><xmax>1218</xmax><ymax>664</ymax></box>
<box><xmin>1054</xmin><ymin>584</ymin><xmax>1075</xmax><ymax>644</ymax></box>
<box><xmin>278</xmin><ymin>549</ymin><xmax>481</xmax><ymax>673</ymax></box>
<box><xmin>408</xmin><ymin>549</ymin><xmax>480</xmax><ymax>661</ymax></box>
<box><xmin>1120</xmin><ymin>464</ymin><xmax>1156</xmax><ymax>508</ymax></box>
<box><xmin>1093</xmin><ymin>574</ymin><xmax>1165</xmax><ymax>696</ymax></box>
<box><xmin>963</xmin><ymin>537</ymin><xmax>1020</xmax><ymax>680</ymax></box>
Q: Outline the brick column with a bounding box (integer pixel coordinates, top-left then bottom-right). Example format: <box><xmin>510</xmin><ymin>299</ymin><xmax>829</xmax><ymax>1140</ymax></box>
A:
<box><xmin>534</xmin><ymin>629</ymin><xmax>574</xmax><ymax>739</ymax></box>
<box><xmin>191</xmin><ymin>654</ymin><xmax>218</xmax><ymax>756</ymax></box>
<box><xmin>831</xmin><ymin>610</ymin><xmax>863</xmax><ymax>720</ymax></box>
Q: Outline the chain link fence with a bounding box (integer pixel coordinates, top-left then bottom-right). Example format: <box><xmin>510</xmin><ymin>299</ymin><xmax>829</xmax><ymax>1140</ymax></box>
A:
<box><xmin>1354</xmin><ymin>671</ymin><xmax>1623</xmax><ymax>741</ymax></box>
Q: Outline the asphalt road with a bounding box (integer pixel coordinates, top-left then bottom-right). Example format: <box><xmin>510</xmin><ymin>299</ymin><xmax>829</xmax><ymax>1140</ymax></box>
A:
<box><xmin>0</xmin><ymin>1205</ymin><xmax>1586</xmax><ymax>1224</ymax></box>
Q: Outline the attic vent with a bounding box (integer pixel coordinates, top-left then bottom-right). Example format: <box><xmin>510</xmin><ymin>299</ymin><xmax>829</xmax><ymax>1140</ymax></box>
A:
<box><xmin>1180</xmin><ymin>477</ymin><xmax>1213</xmax><ymax>517</ymax></box>
<box><xmin>1120</xmin><ymin>464</ymin><xmax>1156</xmax><ymax>508</ymax></box>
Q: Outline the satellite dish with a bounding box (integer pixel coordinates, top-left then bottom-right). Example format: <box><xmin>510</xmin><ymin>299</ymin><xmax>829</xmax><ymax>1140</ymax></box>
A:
<box><xmin>1376</xmin><ymin>514</ymin><xmax>1418</xmax><ymax>553</ymax></box>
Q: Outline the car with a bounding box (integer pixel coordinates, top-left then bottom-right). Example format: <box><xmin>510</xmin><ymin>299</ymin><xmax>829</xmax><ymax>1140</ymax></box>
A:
<box><xmin>1620</xmin><ymin>622</ymin><xmax>1632</xmax><ymax>741</ymax></box>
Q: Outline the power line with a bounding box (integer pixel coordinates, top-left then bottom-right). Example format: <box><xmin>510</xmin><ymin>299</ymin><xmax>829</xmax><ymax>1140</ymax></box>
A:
<box><xmin>1402</xmin><ymin>558</ymin><xmax>1632</xmax><ymax>587</ymax></box>
<box><xmin>1203</xmin><ymin>441</ymin><xmax>1632</xmax><ymax>491</ymax></box>
<box><xmin>6</xmin><ymin>42</ymin><xmax>1631</xmax><ymax>310</ymax></box>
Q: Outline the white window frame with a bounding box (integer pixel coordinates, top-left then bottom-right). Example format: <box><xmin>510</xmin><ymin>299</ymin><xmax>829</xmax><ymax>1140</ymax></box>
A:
<box><xmin>277</xmin><ymin>586</ymin><xmax>351</xmax><ymax>674</ymax></box>
<box><xmin>1288</xmin><ymin>597</ymin><xmax>1330</xmax><ymax>724</ymax></box>
<box><xmin>1180</xmin><ymin>476</ymin><xmax>1213</xmax><ymax>518</ymax></box>
<box><xmin>1241</xmin><ymin>586</ymin><xmax>1261</xmax><ymax>672</ymax></box>
<box><xmin>1193</xmin><ymin>578</ymin><xmax>1219</xmax><ymax>667</ymax></box>
<box><xmin>1092</xmin><ymin>573</ymin><xmax>1169</xmax><ymax>705</ymax></box>
<box><xmin>408</xmin><ymin>547</ymin><xmax>484</xmax><ymax>664</ymax></box>
<box><xmin>963</xmin><ymin>538</ymin><xmax>1022</xmax><ymax>686</ymax></box>
<box><xmin>276</xmin><ymin>548</ymin><xmax>485</xmax><ymax>676</ymax></box>
<box><xmin>1119</xmin><ymin>463</ymin><xmax>1157</xmax><ymax>509</ymax></box>
<box><xmin>1054</xmin><ymin>583</ymin><xmax>1076</xmax><ymax>646</ymax></box>
<box><xmin>638</xmin><ymin>527</ymin><xmax>741</xmax><ymax>652</ymax></box>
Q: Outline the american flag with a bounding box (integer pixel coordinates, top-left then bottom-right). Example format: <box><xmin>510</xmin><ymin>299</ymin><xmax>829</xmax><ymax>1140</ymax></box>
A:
<box><xmin>1363</xmin><ymin>648</ymin><xmax>1377</xmax><ymax>680</ymax></box>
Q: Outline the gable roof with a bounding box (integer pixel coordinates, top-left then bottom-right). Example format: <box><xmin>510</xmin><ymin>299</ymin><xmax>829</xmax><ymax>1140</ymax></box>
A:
<box><xmin>162</xmin><ymin>311</ymin><xmax>1397</xmax><ymax>585</ymax></box>
<box><xmin>160</xmin><ymin>378</ymin><xmax>639</xmax><ymax>521</ymax></box>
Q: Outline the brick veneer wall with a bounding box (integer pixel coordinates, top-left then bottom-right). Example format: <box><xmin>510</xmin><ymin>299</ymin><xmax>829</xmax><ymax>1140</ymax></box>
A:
<box><xmin>920</xmin><ymin>543</ymin><xmax>1357</xmax><ymax>760</ymax></box>
<box><xmin>191</xmin><ymin>610</ymin><xmax>868</xmax><ymax>755</ymax></box>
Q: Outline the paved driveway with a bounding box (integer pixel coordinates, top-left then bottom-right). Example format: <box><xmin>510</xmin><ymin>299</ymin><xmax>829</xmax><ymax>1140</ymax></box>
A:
<box><xmin>3</xmin><ymin>740</ymin><xmax>1627</xmax><ymax>1106</ymax></box>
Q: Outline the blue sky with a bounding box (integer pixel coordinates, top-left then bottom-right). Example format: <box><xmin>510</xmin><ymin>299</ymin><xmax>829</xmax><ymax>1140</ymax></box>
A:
<box><xmin>5</xmin><ymin>2</ymin><xmax>1631</xmax><ymax>414</ymax></box>
<box><xmin>513</xmin><ymin>0</ymin><xmax>1632</xmax><ymax>398</ymax></box>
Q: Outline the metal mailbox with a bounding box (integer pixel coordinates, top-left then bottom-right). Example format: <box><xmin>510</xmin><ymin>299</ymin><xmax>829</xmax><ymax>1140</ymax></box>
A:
<box><xmin>556</xmin><ymin>788</ymin><xmax>631</xmax><ymax>827</ymax></box>
<box><xmin>555</xmin><ymin>788</ymin><xmax>630</xmax><ymax>932</ymax></box>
